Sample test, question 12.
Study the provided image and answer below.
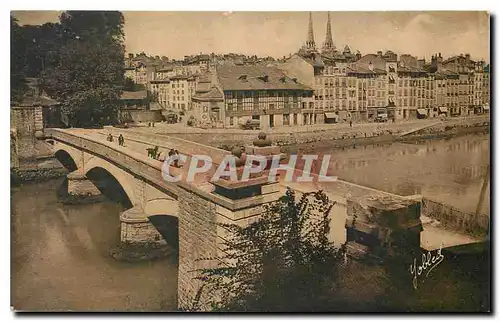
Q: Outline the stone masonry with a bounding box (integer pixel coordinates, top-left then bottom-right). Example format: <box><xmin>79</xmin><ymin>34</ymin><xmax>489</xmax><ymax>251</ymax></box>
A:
<box><xmin>120</xmin><ymin>206</ymin><xmax>167</xmax><ymax>247</ymax></box>
<box><xmin>177</xmin><ymin>186</ymin><xmax>219</xmax><ymax>309</ymax></box>
<box><xmin>67</xmin><ymin>170</ymin><xmax>101</xmax><ymax>197</ymax></box>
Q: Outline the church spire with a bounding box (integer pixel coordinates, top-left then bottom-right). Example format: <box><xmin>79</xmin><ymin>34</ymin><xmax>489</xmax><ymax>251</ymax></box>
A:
<box><xmin>305</xmin><ymin>12</ymin><xmax>316</xmax><ymax>51</ymax></box>
<box><xmin>322</xmin><ymin>12</ymin><xmax>335</xmax><ymax>55</ymax></box>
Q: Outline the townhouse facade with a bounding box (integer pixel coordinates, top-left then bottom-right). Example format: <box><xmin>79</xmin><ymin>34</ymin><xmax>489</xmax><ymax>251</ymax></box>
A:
<box><xmin>190</xmin><ymin>65</ymin><xmax>314</xmax><ymax>129</ymax></box>
<box><xmin>150</xmin><ymin>79</ymin><xmax>171</xmax><ymax>108</ymax></box>
<box><xmin>122</xmin><ymin>12</ymin><xmax>490</xmax><ymax>125</ymax></box>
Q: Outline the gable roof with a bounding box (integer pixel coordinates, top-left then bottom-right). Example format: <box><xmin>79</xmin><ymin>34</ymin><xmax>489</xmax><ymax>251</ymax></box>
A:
<box><xmin>216</xmin><ymin>65</ymin><xmax>313</xmax><ymax>91</ymax></box>
<box><xmin>192</xmin><ymin>86</ymin><xmax>224</xmax><ymax>102</ymax></box>
<box><xmin>196</xmin><ymin>82</ymin><xmax>211</xmax><ymax>93</ymax></box>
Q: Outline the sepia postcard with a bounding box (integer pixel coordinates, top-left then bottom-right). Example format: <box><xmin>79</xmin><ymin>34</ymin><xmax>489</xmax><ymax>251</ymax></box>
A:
<box><xmin>10</xmin><ymin>10</ymin><xmax>491</xmax><ymax>312</ymax></box>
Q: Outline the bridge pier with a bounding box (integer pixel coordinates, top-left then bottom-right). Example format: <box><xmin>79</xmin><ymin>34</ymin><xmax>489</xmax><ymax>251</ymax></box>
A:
<box><xmin>120</xmin><ymin>206</ymin><xmax>167</xmax><ymax>248</ymax></box>
<box><xmin>67</xmin><ymin>170</ymin><xmax>101</xmax><ymax>197</ymax></box>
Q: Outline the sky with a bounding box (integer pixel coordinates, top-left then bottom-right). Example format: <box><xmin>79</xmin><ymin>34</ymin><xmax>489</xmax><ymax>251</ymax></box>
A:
<box><xmin>11</xmin><ymin>11</ymin><xmax>490</xmax><ymax>62</ymax></box>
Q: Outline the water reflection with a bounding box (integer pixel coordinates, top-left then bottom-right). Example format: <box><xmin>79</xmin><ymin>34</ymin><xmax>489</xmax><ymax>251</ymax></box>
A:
<box><xmin>313</xmin><ymin>134</ymin><xmax>490</xmax><ymax>215</ymax></box>
<box><xmin>11</xmin><ymin>179</ymin><xmax>178</xmax><ymax>311</ymax></box>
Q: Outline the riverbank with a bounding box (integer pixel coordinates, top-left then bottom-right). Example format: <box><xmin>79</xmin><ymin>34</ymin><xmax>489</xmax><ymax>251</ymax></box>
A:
<box><xmin>11</xmin><ymin>160</ymin><xmax>67</xmax><ymax>185</ymax></box>
<box><xmin>290</xmin><ymin>121</ymin><xmax>490</xmax><ymax>154</ymax></box>
<box><xmin>109</xmin><ymin>244</ymin><xmax>175</xmax><ymax>262</ymax></box>
<box><xmin>158</xmin><ymin>116</ymin><xmax>489</xmax><ymax>152</ymax></box>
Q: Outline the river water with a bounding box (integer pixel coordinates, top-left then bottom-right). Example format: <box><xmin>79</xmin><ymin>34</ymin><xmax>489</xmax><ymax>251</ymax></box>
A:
<box><xmin>11</xmin><ymin>180</ymin><xmax>178</xmax><ymax>311</ymax></box>
<box><xmin>320</xmin><ymin>133</ymin><xmax>490</xmax><ymax>215</ymax></box>
<box><xmin>11</xmin><ymin>133</ymin><xmax>489</xmax><ymax>311</ymax></box>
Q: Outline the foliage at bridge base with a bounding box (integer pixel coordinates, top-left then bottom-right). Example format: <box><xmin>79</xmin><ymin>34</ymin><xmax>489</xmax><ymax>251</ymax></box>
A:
<box><xmin>180</xmin><ymin>188</ymin><xmax>349</xmax><ymax>312</ymax></box>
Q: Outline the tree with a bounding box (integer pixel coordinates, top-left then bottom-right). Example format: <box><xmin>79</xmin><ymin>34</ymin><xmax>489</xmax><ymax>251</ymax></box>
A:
<box><xmin>185</xmin><ymin>188</ymin><xmax>348</xmax><ymax>312</ymax></box>
<box><xmin>41</xmin><ymin>11</ymin><xmax>125</xmax><ymax>127</ymax></box>
<box><xmin>11</xmin><ymin>16</ymin><xmax>28</xmax><ymax>102</ymax></box>
<box><xmin>123</xmin><ymin>77</ymin><xmax>145</xmax><ymax>92</ymax></box>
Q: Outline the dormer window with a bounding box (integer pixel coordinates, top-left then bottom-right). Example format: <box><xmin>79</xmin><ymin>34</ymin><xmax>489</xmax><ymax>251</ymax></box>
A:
<box><xmin>280</xmin><ymin>77</ymin><xmax>287</xmax><ymax>83</ymax></box>
<box><xmin>238</xmin><ymin>74</ymin><xmax>247</xmax><ymax>81</ymax></box>
<box><xmin>292</xmin><ymin>78</ymin><xmax>298</xmax><ymax>83</ymax></box>
<box><xmin>258</xmin><ymin>75</ymin><xmax>269</xmax><ymax>82</ymax></box>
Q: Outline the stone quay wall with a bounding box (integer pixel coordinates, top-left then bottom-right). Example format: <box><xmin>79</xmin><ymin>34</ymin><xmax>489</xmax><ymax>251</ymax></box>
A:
<box><xmin>164</xmin><ymin>116</ymin><xmax>489</xmax><ymax>152</ymax></box>
<box><xmin>119</xmin><ymin>109</ymin><xmax>164</xmax><ymax>124</ymax></box>
<box><xmin>421</xmin><ymin>197</ymin><xmax>489</xmax><ymax>238</ymax></box>
<box><xmin>177</xmin><ymin>186</ymin><xmax>219</xmax><ymax>310</ymax></box>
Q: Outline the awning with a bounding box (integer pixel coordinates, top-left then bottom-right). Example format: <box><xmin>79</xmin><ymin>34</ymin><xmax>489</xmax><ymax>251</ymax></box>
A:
<box><xmin>417</xmin><ymin>109</ymin><xmax>427</xmax><ymax>115</ymax></box>
<box><xmin>438</xmin><ymin>107</ymin><xmax>448</xmax><ymax>113</ymax></box>
<box><xmin>324</xmin><ymin>112</ymin><xmax>337</xmax><ymax>119</ymax></box>
<box><xmin>484</xmin><ymin>105</ymin><xmax>490</xmax><ymax>110</ymax></box>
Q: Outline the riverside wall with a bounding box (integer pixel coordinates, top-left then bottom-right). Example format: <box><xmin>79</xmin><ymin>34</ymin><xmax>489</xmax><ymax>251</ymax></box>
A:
<box><xmin>421</xmin><ymin>198</ymin><xmax>490</xmax><ymax>238</ymax></box>
<box><xmin>164</xmin><ymin>116</ymin><xmax>489</xmax><ymax>152</ymax></box>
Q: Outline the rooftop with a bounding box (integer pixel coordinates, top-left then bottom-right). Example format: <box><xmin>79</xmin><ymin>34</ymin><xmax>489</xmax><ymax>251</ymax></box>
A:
<box><xmin>347</xmin><ymin>66</ymin><xmax>387</xmax><ymax>75</ymax></box>
<box><xmin>150</xmin><ymin>79</ymin><xmax>171</xmax><ymax>84</ymax></box>
<box><xmin>12</xmin><ymin>95</ymin><xmax>60</xmax><ymax>107</ymax></box>
<box><xmin>216</xmin><ymin>65</ymin><xmax>313</xmax><ymax>91</ymax></box>
<box><xmin>398</xmin><ymin>66</ymin><xmax>428</xmax><ymax>74</ymax></box>
<box><xmin>192</xmin><ymin>86</ymin><xmax>224</xmax><ymax>102</ymax></box>
<box><xmin>195</xmin><ymin>82</ymin><xmax>211</xmax><ymax>93</ymax></box>
<box><xmin>157</xmin><ymin>65</ymin><xmax>174</xmax><ymax>72</ymax></box>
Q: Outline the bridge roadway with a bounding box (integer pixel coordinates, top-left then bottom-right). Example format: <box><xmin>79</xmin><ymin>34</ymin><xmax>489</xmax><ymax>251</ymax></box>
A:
<box><xmin>50</xmin><ymin>127</ymin><xmax>483</xmax><ymax>252</ymax></box>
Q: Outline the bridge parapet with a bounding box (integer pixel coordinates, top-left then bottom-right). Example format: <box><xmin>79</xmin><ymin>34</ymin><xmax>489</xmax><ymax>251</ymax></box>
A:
<box><xmin>102</xmin><ymin>126</ymin><xmax>231</xmax><ymax>165</ymax></box>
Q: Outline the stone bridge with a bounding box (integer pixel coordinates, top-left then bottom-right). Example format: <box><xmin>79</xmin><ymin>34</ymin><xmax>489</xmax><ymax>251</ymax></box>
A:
<box><xmin>43</xmin><ymin>127</ymin><xmax>484</xmax><ymax>309</ymax></box>
<box><xmin>45</xmin><ymin>127</ymin><xmax>287</xmax><ymax>307</ymax></box>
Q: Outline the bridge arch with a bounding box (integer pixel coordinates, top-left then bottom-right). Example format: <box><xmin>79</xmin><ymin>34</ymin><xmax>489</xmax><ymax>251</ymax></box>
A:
<box><xmin>84</xmin><ymin>156</ymin><xmax>137</xmax><ymax>207</ymax></box>
<box><xmin>54</xmin><ymin>149</ymin><xmax>78</xmax><ymax>172</ymax></box>
<box><xmin>144</xmin><ymin>198</ymin><xmax>179</xmax><ymax>218</ymax></box>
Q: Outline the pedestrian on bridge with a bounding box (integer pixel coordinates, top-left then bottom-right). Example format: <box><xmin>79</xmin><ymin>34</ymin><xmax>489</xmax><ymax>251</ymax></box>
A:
<box><xmin>118</xmin><ymin>134</ymin><xmax>125</xmax><ymax>146</ymax></box>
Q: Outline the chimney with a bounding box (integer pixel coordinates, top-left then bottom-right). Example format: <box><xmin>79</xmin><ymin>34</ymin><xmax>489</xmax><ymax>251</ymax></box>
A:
<box><xmin>377</xmin><ymin>51</ymin><xmax>383</xmax><ymax>57</ymax></box>
<box><xmin>439</xmin><ymin>53</ymin><xmax>442</xmax><ymax>58</ymax></box>
<box><xmin>465</xmin><ymin>53</ymin><xmax>470</xmax><ymax>60</ymax></box>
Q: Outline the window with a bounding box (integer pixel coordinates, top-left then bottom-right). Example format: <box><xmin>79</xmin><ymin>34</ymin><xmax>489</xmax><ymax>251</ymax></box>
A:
<box><xmin>269</xmin><ymin>104</ymin><xmax>275</xmax><ymax>109</ymax></box>
<box><xmin>283</xmin><ymin>114</ymin><xmax>290</xmax><ymax>125</ymax></box>
<box><xmin>227</xmin><ymin>103</ymin><xmax>234</xmax><ymax>111</ymax></box>
<box><xmin>229</xmin><ymin>117</ymin><xmax>234</xmax><ymax>126</ymax></box>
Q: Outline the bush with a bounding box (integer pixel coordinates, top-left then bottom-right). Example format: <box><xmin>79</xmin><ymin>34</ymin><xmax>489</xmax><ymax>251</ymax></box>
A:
<box><xmin>184</xmin><ymin>188</ymin><xmax>347</xmax><ymax>312</ymax></box>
